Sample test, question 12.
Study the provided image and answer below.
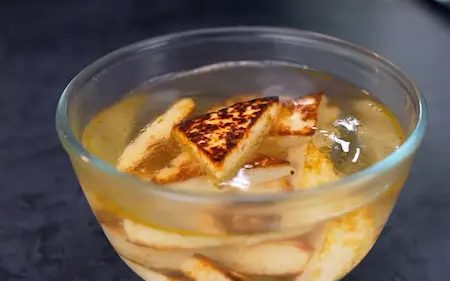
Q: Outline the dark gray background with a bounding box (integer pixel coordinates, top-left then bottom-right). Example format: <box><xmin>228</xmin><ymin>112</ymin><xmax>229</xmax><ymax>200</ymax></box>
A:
<box><xmin>0</xmin><ymin>0</ymin><xmax>448</xmax><ymax>280</ymax></box>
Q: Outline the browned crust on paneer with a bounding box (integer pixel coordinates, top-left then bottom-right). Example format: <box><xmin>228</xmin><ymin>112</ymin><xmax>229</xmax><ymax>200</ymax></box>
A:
<box><xmin>271</xmin><ymin>93</ymin><xmax>323</xmax><ymax>136</ymax></box>
<box><xmin>174</xmin><ymin>97</ymin><xmax>279</xmax><ymax>166</ymax></box>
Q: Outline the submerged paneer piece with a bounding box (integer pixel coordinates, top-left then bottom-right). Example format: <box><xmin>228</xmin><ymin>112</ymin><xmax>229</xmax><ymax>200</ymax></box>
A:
<box><xmin>280</xmin><ymin>142</ymin><xmax>339</xmax><ymax>228</ymax></box>
<box><xmin>173</xmin><ymin>97</ymin><xmax>280</xmax><ymax>181</ymax></box>
<box><xmin>123</xmin><ymin>215</ymin><xmax>313</xmax><ymax>251</ymax></box>
<box><xmin>123</xmin><ymin>218</ymin><xmax>231</xmax><ymax>249</ymax></box>
<box><xmin>104</xmin><ymin>226</ymin><xmax>192</xmax><ymax>271</ymax></box>
<box><xmin>116</xmin><ymin>98</ymin><xmax>196</xmax><ymax>173</ymax></box>
<box><xmin>271</xmin><ymin>93</ymin><xmax>322</xmax><ymax>136</ymax></box>
<box><xmin>222</xmin><ymin>154</ymin><xmax>294</xmax><ymax>188</ymax></box>
<box><xmin>164</xmin><ymin>176</ymin><xmax>225</xmax><ymax>193</ymax></box>
<box><xmin>182</xmin><ymin>254</ymin><xmax>253</xmax><ymax>281</ymax></box>
<box><xmin>285</xmin><ymin>143</ymin><xmax>378</xmax><ymax>281</ymax></box>
<box><xmin>203</xmin><ymin>240</ymin><xmax>311</xmax><ymax>276</ymax></box>
<box><xmin>287</xmin><ymin>142</ymin><xmax>339</xmax><ymax>190</ymax></box>
<box><xmin>295</xmin><ymin>208</ymin><xmax>377</xmax><ymax>281</ymax></box>
<box><xmin>122</xmin><ymin>257</ymin><xmax>193</xmax><ymax>281</ymax></box>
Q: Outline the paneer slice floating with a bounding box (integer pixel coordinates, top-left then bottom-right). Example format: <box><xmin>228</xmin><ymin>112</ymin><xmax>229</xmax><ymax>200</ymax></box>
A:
<box><xmin>221</xmin><ymin>154</ymin><xmax>294</xmax><ymax>188</ymax></box>
<box><xmin>222</xmin><ymin>93</ymin><xmax>323</xmax><ymax>138</ymax></box>
<box><xmin>204</xmin><ymin>240</ymin><xmax>311</xmax><ymax>276</ymax></box>
<box><xmin>182</xmin><ymin>254</ymin><xmax>253</xmax><ymax>281</ymax></box>
<box><xmin>295</xmin><ymin>208</ymin><xmax>377</xmax><ymax>281</ymax></box>
<box><xmin>257</xmin><ymin>93</ymin><xmax>323</xmax><ymax>156</ymax></box>
<box><xmin>122</xmin><ymin>257</ymin><xmax>193</xmax><ymax>281</ymax></box>
<box><xmin>153</xmin><ymin>151</ymin><xmax>293</xmax><ymax>192</ymax></box>
<box><xmin>173</xmin><ymin>97</ymin><xmax>280</xmax><ymax>181</ymax></box>
<box><xmin>287</xmin><ymin>142</ymin><xmax>339</xmax><ymax>191</ymax></box>
<box><xmin>297</xmin><ymin>143</ymin><xmax>340</xmax><ymax>189</ymax></box>
<box><xmin>116</xmin><ymin>98</ymin><xmax>196</xmax><ymax>173</ymax></box>
<box><xmin>280</xmin><ymin>142</ymin><xmax>337</xmax><ymax>229</ymax></box>
<box><xmin>271</xmin><ymin>93</ymin><xmax>322</xmax><ymax>136</ymax></box>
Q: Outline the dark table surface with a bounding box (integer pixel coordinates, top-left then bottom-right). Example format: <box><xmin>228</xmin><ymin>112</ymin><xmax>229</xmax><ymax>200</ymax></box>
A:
<box><xmin>1</xmin><ymin>0</ymin><xmax>449</xmax><ymax>280</ymax></box>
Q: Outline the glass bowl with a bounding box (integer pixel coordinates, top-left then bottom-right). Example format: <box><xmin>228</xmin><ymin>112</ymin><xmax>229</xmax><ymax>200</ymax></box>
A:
<box><xmin>56</xmin><ymin>27</ymin><xmax>427</xmax><ymax>281</ymax></box>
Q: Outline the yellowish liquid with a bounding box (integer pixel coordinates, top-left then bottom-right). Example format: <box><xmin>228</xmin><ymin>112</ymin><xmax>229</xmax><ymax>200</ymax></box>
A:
<box><xmin>83</xmin><ymin>64</ymin><xmax>404</xmax><ymax>180</ymax></box>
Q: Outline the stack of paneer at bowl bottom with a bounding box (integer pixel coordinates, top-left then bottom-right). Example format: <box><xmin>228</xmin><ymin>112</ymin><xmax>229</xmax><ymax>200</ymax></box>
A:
<box><xmin>94</xmin><ymin>94</ymin><xmax>379</xmax><ymax>281</ymax></box>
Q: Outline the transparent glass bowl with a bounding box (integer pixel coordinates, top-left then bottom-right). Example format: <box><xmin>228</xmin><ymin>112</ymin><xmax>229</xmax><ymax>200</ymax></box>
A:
<box><xmin>56</xmin><ymin>27</ymin><xmax>427</xmax><ymax>281</ymax></box>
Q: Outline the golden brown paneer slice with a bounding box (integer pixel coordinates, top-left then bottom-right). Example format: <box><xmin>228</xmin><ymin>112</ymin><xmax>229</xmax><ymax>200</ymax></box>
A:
<box><xmin>122</xmin><ymin>257</ymin><xmax>193</xmax><ymax>281</ymax></box>
<box><xmin>116</xmin><ymin>98</ymin><xmax>196</xmax><ymax>174</ymax></box>
<box><xmin>295</xmin><ymin>208</ymin><xmax>377</xmax><ymax>281</ymax></box>
<box><xmin>172</xmin><ymin>97</ymin><xmax>280</xmax><ymax>181</ymax></box>
<box><xmin>182</xmin><ymin>254</ymin><xmax>253</xmax><ymax>281</ymax></box>
<box><xmin>271</xmin><ymin>93</ymin><xmax>322</xmax><ymax>137</ymax></box>
<box><xmin>225</xmin><ymin>93</ymin><xmax>324</xmax><ymax>138</ymax></box>
<box><xmin>257</xmin><ymin>93</ymin><xmax>323</xmax><ymax>157</ymax></box>
<box><xmin>203</xmin><ymin>240</ymin><xmax>311</xmax><ymax>276</ymax></box>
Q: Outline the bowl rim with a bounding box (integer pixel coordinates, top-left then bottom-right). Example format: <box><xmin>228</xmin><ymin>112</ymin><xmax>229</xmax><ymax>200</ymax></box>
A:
<box><xmin>55</xmin><ymin>26</ymin><xmax>428</xmax><ymax>204</ymax></box>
